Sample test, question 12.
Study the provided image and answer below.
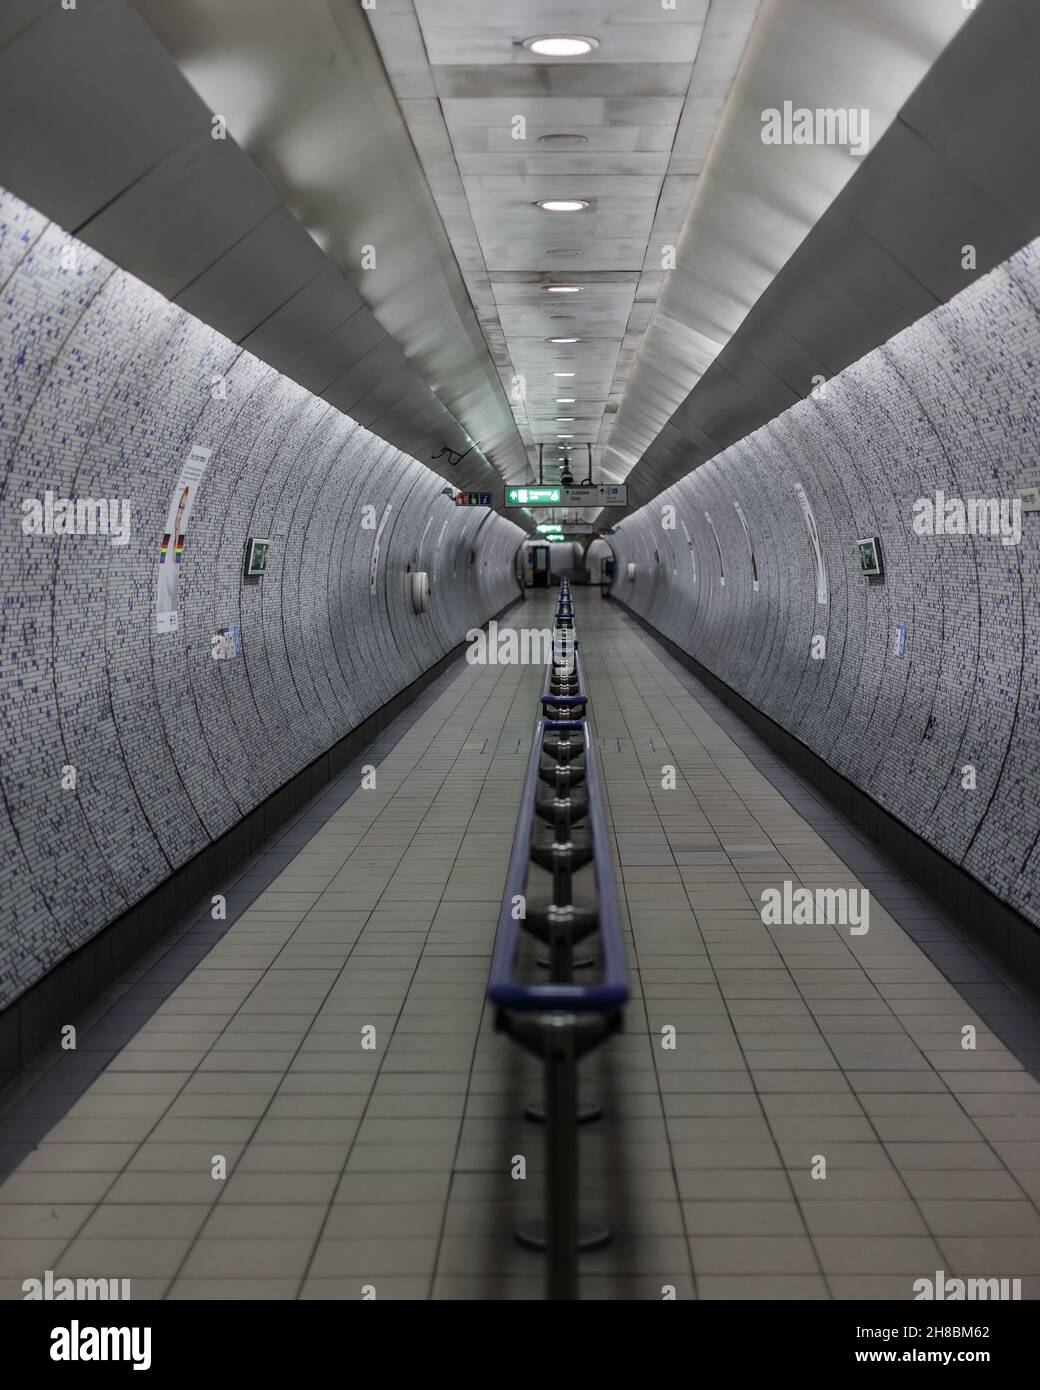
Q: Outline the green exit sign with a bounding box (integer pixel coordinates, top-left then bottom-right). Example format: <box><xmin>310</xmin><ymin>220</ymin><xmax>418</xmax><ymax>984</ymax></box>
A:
<box><xmin>506</xmin><ymin>487</ymin><xmax>561</xmax><ymax>506</ymax></box>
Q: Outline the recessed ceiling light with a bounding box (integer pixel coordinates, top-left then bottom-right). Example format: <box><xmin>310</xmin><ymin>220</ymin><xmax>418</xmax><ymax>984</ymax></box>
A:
<box><xmin>548</xmin><ymin>337</ymin><xmax>579</xmax><ymax>343</ymax></box>
<box><xmin>555</xmin><ymin>417</ymin><xmax>576</xmax><ymax>421</ymax></box>
<box><xmin>555</xmin><ymin>398</ymin><xmax>576</xmax><ymax>403</ymax></box>
<box><xmin>545</xmin><ymin>247</ymin><xmax>585</xmax><ymax>256</ymax></box>
<box><xmin>539</xmin><ymin>135</ymin><xmax>589</xmax><ymax>146</ymax></box>
<box><xmin>553</xmin><ymin>372</ymin><xmax>576</xmax><ymax>377</ymax></box>
<box><xmin>545</xmin><ymin>285</ymin><xmax>582</xmax><ymax>294</ymax></box>
<box><xmin>556</xmin><ymin>433</ymin><xmax>574</xmax><ymax>438</ymax></box>
<box><xmin>536</xmin><ymin>199</ymin><xmax>589</xmax><ymax>212</ymax></box>
<box><xmin>523</xmin><ymin>35</ymin><xmax>599</xmax><ymax>58</ymax></box>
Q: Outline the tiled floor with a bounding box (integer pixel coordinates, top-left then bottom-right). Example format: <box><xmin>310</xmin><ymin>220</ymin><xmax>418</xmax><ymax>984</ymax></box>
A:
<box><xmin>2</xmin><ymin>591</ymin><xmax>1039</xmax><ymax>1300</ymax></box>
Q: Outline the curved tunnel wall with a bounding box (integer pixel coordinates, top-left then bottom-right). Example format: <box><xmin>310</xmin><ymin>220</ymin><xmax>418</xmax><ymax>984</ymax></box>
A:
<box><xmin>610</xmin><ymin>237</ymin><xmax>1040</xmax><ymax>930</ymax></box>
<box><xmin>0</xmin><ymin>187</ymin><xmax>523</xmax><ymax>1009</ymax></box>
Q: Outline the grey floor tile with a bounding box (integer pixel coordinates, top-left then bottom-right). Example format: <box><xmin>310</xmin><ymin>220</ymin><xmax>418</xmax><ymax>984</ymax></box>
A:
<box><xmin>3</xmin><ymin>593</ymin><xmax>1040</xmax><ymax>1302</ymax></box>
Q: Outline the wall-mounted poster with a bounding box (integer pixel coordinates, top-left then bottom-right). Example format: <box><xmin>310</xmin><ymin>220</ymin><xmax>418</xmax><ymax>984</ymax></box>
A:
<box><xmin>793</xmin><ymin>481</ymin><xmax>828</xmax><ymax>605</ymax></box>
<box><xmin>704</xmin><ymin>511</ymin><xmax>725</xmax><ymax>586</ymax></box>
<box><xmin>156</xmin><ymin>444</ymin><xmax>212</xmax><ymax>633</ymax></box>
<box><xmin>734</xmin><ymin>502</ymin><xmax>759</xmax><ymax>591</ymax></box>
<box><xmin>211</xmin><ymin>625</ymin><xmax>242</xmax><ymax>660</ymax></box>
<box><xmin>369</xmin><ymin>504</ymin><xmax>393</xmax><ymax>594</ymax></box>
<box><xmin>681</xmin><ymin>520</ymin><xmax>697</xmax><ymax>583</ymax></box>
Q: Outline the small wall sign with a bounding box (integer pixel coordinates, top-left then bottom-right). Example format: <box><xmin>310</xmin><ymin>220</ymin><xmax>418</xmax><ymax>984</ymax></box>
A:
<box><xmin>245</xmin><ymin>538</ymin><xmax>271</xmax><ymax>577</ymax></box>
<box><xmin>857</xmin><ymin>536</ymin><xmax>884</xmax><ymax>577</ymax></box>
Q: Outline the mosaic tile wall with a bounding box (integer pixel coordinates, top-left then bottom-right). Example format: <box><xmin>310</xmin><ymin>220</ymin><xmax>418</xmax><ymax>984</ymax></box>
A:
<box><xmin>611</xmin><ymin>238</ymin><xmax>1040</xmax><ymax>928</ymax></box>
<box><xmin>0</xmin><ymin>187</ymin><xmax>524</xmax><ymax>1009</ymax></box>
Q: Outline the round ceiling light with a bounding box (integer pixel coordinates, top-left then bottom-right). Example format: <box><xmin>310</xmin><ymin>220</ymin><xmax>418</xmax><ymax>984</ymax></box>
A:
<box><xmin>536</xmin><ymin>199</ymin><xmax>589</xmax><ymax>212</ymax></box>
<box><xmin>523</xmin><ymin>35</ymin><xmax>599</xmax><ymax>57</ymax></box>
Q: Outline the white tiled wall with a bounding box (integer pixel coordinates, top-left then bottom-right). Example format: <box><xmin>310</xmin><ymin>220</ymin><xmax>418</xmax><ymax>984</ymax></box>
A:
<box><xmin>612</xmin><ymin>239</ymin><xmax>1040</xmax><ymax>928</ymax></box>
<box><xmin>0</xmin><ymin>187</ymin><xmax>523</xmax><ymax>1007</ymax></box>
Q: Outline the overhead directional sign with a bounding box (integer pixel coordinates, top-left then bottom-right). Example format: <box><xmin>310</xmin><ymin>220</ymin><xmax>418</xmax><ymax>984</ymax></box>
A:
<box><xmin>506</xmin><ymin>487</ymin><xmax>561</xmax><ymax>506</ymax></box>
<box><xmin>559</xmin><ymin>483</ymin><xmax>627</xmax><ymax>507</ymax></box>
<box><xmin>505</xmin><ymin>484</ymin><xmax>626</xmax><ymax>508</ymax></box>
<box><xmin>536</xmin><ymin>521</ymin><xmax>598</xmax><ymax>536</ymax></box>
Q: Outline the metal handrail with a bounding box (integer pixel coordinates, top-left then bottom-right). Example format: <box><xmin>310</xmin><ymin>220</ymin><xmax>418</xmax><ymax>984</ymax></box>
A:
<box><xmin>487</xmin><ymin>585</ymin><xmax>629</xmax><ymax>1299</ymax></box>
<box><xmin>540</xmin><ymin>638</ymin><xmax>585</xmax><ymax>706</ymax></box>
<box><xmin>487</xmin><ymin>718</ymin><xmax>627</xmax><ymax>1013</ymax></box>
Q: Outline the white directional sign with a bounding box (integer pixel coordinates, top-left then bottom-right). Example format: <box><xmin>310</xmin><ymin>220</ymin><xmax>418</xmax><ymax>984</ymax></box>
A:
<box><xmin>559</xmin><ymin>484</ymin><xmax>627</xmax><ymax>507</ymax></box>
<box><xmin>506</xmin><ymin>483</ymin><xmax>627</xmax><ymax>509</ymax></box>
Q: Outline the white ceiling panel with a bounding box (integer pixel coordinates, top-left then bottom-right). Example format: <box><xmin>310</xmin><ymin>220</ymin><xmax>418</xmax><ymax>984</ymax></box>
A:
<box><xmin>365</xmin><ymin>0</ymin><xmax>978</xmax><ymax>521</ymax></box>
<box><xmin>367</xmin><ymin>0</ymin><xmax>761</xmax><ymax>509</ymax></box>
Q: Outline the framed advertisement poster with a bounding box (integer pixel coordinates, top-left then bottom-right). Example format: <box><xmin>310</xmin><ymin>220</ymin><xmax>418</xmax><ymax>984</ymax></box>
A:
<box><xmin>704</xmin><ymin>511</ymin><xmax>725</xmax><ymax>586</ymax></box>
<box><xmin>734</xmin><ymin>501</ymin><xmax>759</xmax><ymax>591</ymax></box>
<box><xmin>156</xmin><ymin>444</ymin><xmax>212</xmax><ymax>634</ymax></box>
<box><xmin>793</xmin><ymin>481</ymin><xmax>828</xmax><ymax>605</ymax></box>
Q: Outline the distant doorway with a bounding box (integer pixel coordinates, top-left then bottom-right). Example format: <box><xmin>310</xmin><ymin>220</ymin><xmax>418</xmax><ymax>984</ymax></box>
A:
<box><xmin>531</xmin><ymin>544</ymin><xmax>550</xmax><ymax>588</ymax></box>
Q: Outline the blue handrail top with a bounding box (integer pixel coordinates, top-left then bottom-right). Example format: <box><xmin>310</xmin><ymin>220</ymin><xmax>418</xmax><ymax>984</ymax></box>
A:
<box><xmin>487</xmin><ymin>718</ymin><xmax>628</xmax><ymax>1013</ymax></box>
